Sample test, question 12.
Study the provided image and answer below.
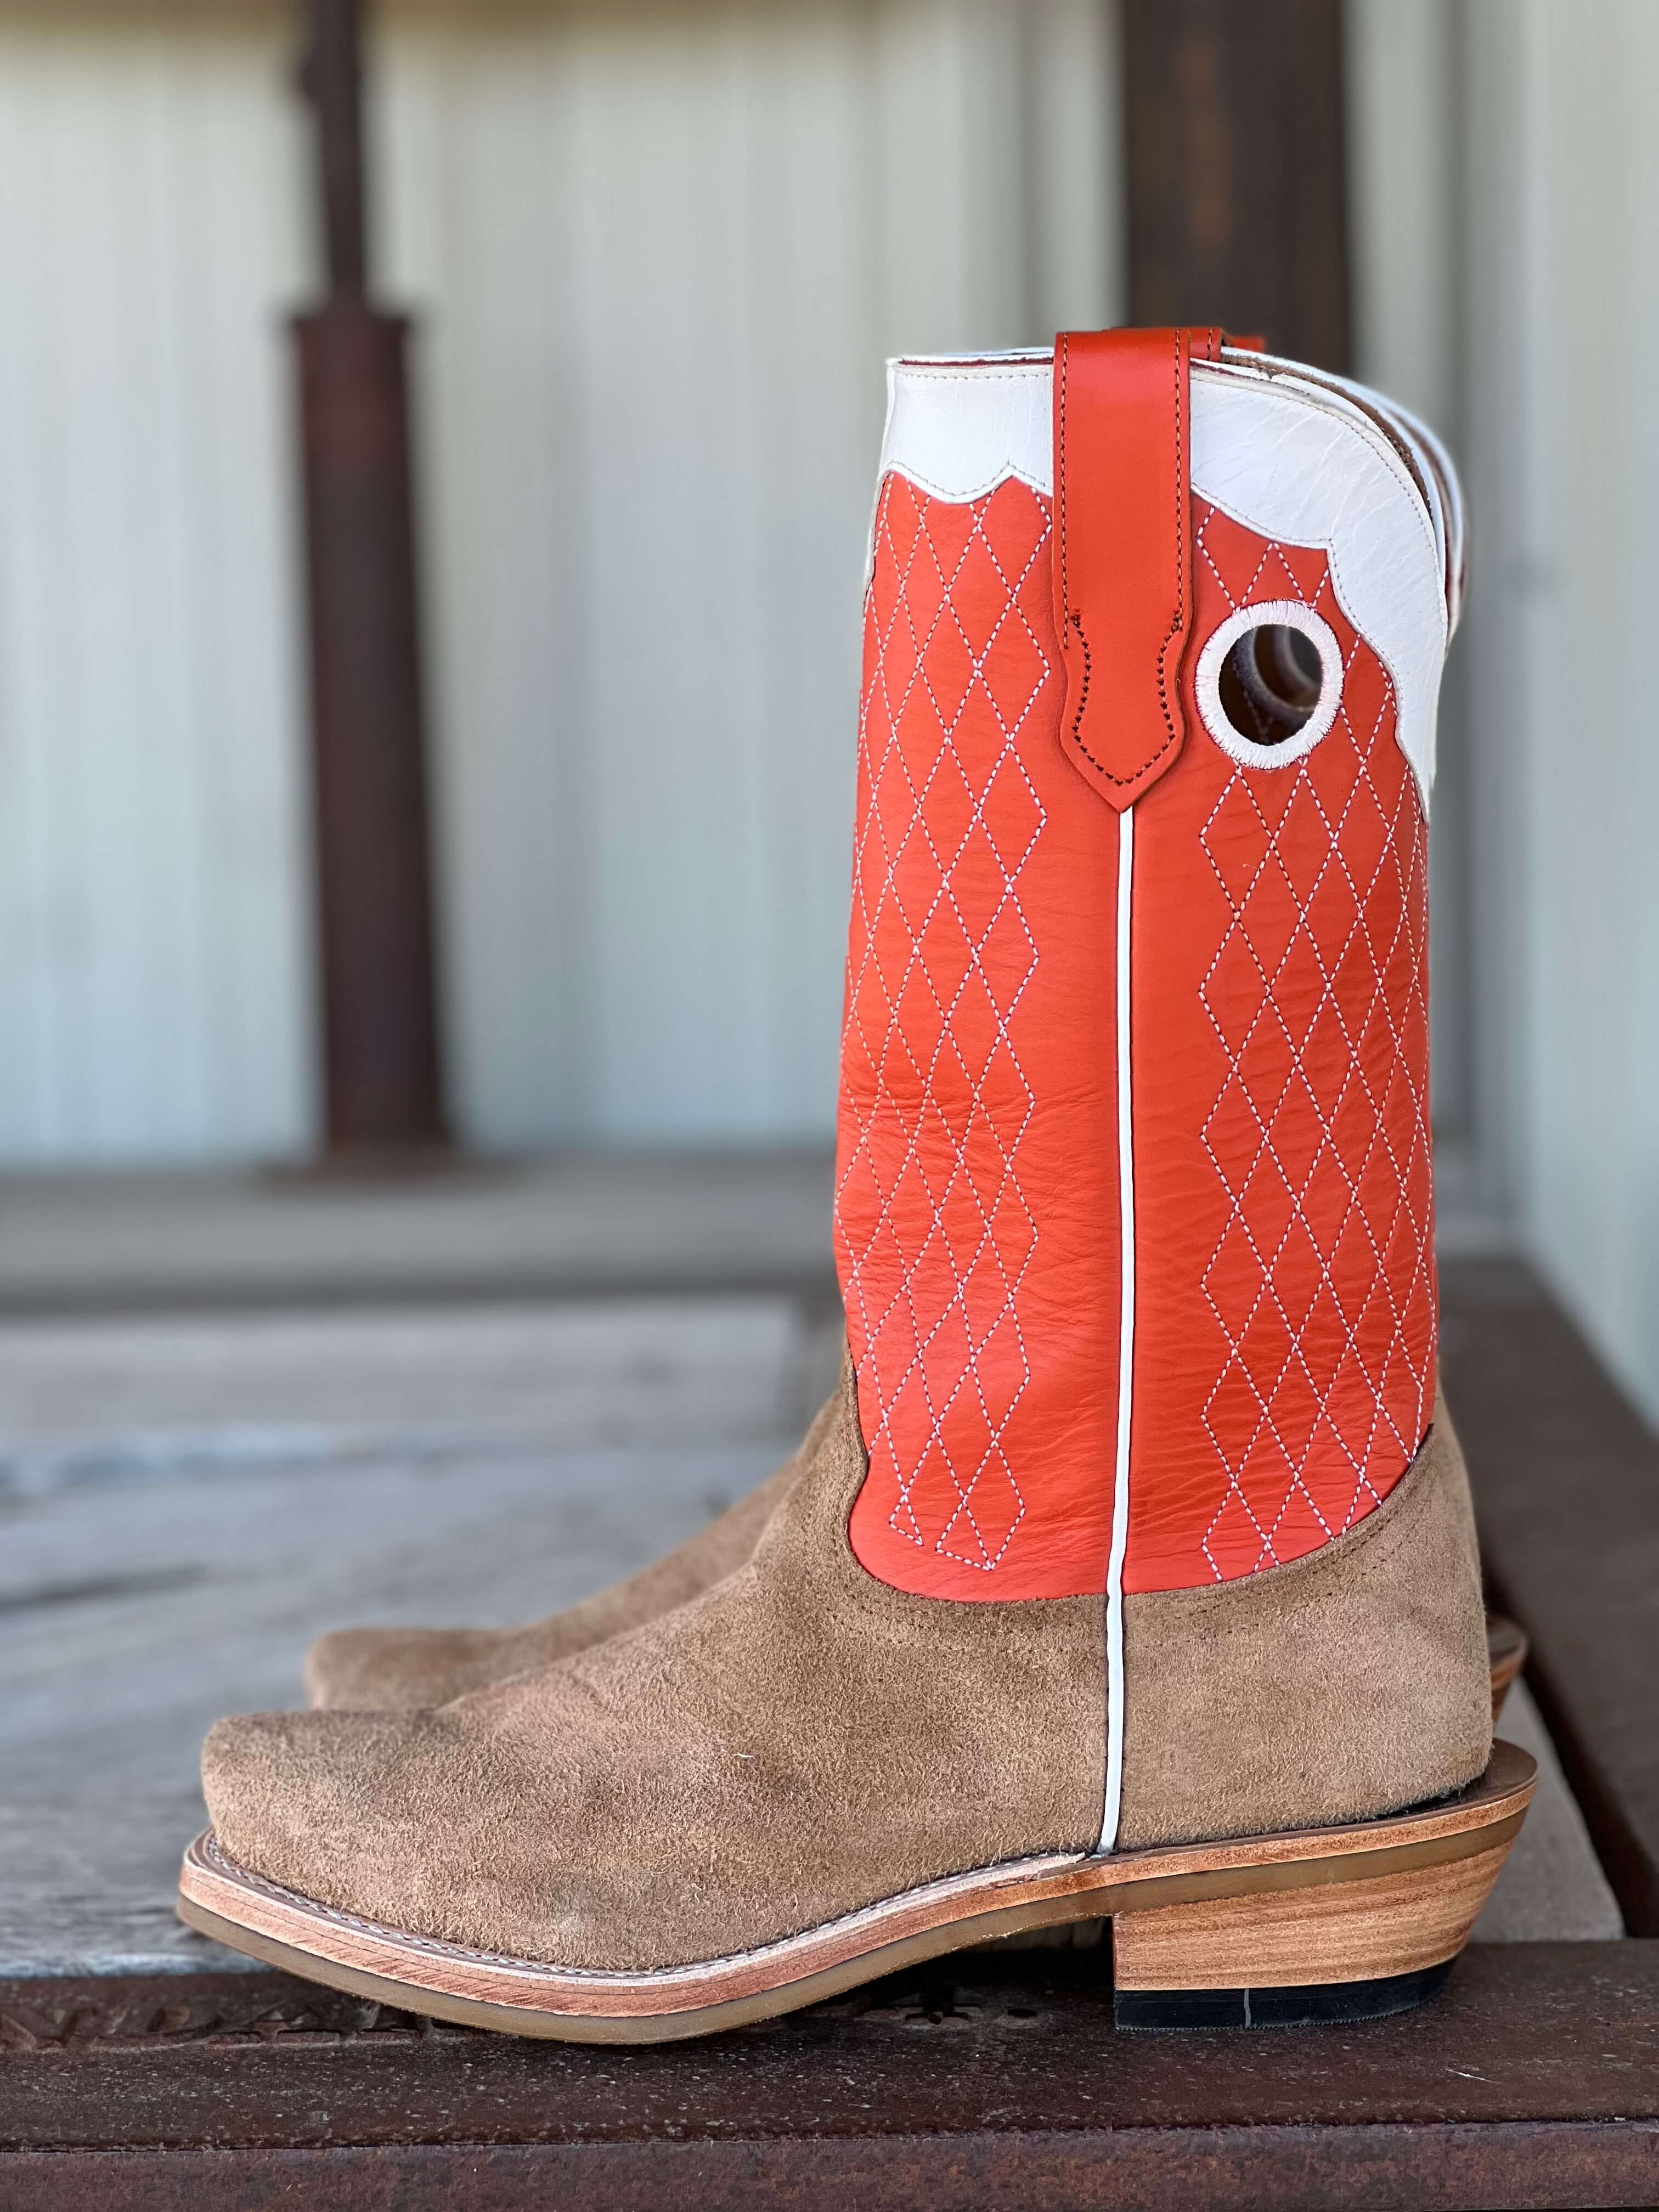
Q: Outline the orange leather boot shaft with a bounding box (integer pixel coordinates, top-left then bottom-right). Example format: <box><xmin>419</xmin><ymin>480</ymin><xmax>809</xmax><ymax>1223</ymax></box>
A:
<box><xmin>836</xmin><ymin>338</ymin><xmax>1447</xmax><ymax>1601</ymax></box>
<box><xmin>836</xmin><ymin>464</ymin><xmax>1124</xmax><ymax>1599</ymax></box>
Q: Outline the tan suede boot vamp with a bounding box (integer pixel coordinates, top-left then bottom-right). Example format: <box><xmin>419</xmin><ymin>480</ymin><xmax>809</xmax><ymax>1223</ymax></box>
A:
<box><xmin>301</xmin><ymin>1397</ymin><xmax>835</xmax><ymax>1711</ymax></box>
<box><xmin>204</xmin><ymin>1365</ymin><xmax>1491</xmax><ymax>1974</ymax></box>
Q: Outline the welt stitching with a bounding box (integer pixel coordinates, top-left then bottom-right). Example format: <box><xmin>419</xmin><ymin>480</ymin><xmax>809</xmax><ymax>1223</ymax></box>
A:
<box><xmin>200</xmin><ymin>1832</ymin><xmax>1088</xmax><ymax>1982</ymax></box>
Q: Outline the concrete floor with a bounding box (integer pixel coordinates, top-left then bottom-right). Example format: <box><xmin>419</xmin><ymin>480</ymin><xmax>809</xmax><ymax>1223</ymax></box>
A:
<box><xmin>0</xmin><ymin>1296</ymin><xmax>1621</xmax><ymax>1980</ymax></box>
<box><xmin>0</xmin><ymin>1151</ymin><xmax>838</xmax><ymax>1316</ymax></box>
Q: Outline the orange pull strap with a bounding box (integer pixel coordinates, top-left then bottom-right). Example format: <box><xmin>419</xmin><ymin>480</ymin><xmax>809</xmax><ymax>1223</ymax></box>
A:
<box><xmin>1052</xmin><ymin>326</ymin><xmax>1218</xmax><ymax>810</ymax></box>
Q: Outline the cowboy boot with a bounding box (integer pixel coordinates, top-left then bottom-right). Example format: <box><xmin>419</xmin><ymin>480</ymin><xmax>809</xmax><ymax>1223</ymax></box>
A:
<box><xmin>301</xmin><ymin>1401</ymin><xmax>833</xmax><ymax>1710</ymax></box>
<box><xmin>304</xmin><ymin>1412</ymin><xmax>1525</xmax><ymax>1714</ymax></box>
<box><xmin>301</xmin><ymin>351</ymin><xmax>1521</xmax><ymax>1726</ymax></box>
<box><xmin>183</xmin><ymin>330</ymin><xmax>1532</xmax><ymax>2039</ymax></box>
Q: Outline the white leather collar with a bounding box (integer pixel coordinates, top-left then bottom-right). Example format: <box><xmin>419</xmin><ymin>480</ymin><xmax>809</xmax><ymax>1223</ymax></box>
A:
<box><xmin>872</xmin><ymin>353</ymin><xmax>1453</xmax><ymax>808</ymax></box>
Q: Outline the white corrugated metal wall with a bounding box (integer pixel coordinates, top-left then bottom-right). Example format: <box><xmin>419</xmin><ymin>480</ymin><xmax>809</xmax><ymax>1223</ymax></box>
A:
<box><xmin>0</xmin><ymin>0</ymin><xmax>1116</xmax><ymax>1162</ymax></box>
<box><xmin>1454</xmin><ymin>0</ymin><xmax>1659</xmax><ymax>1424</ymax></box>
<box><xmin>0</xmin><ymin>15</ymin><xmax>312</xmax><ymax>1161</ymax></box>
<box><xmin>1351</xmin><ymin>0</ymin><xmax>1659</xmax><ymax>1423</ymax></box>
<box><xmin>3</xmin><ymin>1</ymin><xmax>1655</xmax><ymax>1420</ymax></box>
<box><xmin>378</xmin><ymin>0</ymin><xmax>1118</xmax><ymax>1147</ymax></box>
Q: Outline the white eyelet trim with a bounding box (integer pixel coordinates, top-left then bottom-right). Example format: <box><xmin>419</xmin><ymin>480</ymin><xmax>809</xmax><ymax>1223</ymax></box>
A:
<box><xmin>1195</xmin><ymin>601</ymin><xmax>1344</xmax><ymax>770</ymax></box>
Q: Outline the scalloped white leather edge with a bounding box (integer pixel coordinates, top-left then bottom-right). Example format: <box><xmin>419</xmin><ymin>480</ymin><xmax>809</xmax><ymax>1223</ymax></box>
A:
<box><xmin>876</xmin><ymin>356</ymin><xmax>1056</xmax><ymax>504</ymax></box>
<box><xmin>1227</xmin><ymin>352</ymin><xmax>1465</xmax><ymax>642</ymax></box>
<box><xmin>1189</xmin><ymin>374</ymin><xmax>1445</xmax><ymax>804</ymax></box>
<box><xmin>872</xmin><ymin>355</ymin><xmax>1449</xmax><ymax>806</ymax></box>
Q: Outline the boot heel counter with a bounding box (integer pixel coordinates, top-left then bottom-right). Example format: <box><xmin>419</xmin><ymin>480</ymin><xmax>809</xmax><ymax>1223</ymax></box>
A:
<box><xmin>1425</xmin><ymin>1406</ymin><xmax>1498</xmax><ymax>1768</ymax></box>
<box><xmin>1119</xmin><ymin>1418</ymin><xmax>1494</xmax><ymax>1851</ymax></box>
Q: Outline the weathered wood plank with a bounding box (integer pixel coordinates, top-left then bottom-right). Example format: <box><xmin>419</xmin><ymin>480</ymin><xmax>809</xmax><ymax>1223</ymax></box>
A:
<box><xmin>1441</xmin><ymin>1259</ymin><xmax>1659</xmax><ymax>1934</ymax></box>
<box><xmin>0</xmin><ymin>1299</ymin><xmax>809</xmax><ymax>1977</ymax></box>
<box><xmin>0</xmin><ymin>1286</ymin><xmax>1622</xmax><ymax>1979</ymax></box>
<box><xmin>4</xmin><ymin>1946</ymin><xmax>1658</xmax><ymax>2210</ymax></box>
<box><xmin>5</xmin><ymin>2125</ymin><xmax>1658</xmax><ymax>2212</ymax></box>
<box><xmin>0</xmin><ymin>1155</ymin><xmax>838</xmax><ymax>1315</ymax></box>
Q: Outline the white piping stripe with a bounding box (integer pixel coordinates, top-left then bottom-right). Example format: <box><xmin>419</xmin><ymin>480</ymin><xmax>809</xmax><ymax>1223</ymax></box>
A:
<box><xmin>1098</xmin><ymin>802</ymin><xmax>1136</xmax><ymax>1856</ymax></box>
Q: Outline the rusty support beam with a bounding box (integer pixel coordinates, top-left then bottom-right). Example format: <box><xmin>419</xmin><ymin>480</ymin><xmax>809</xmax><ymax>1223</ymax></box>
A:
<box><xmin>294</xmin><ymin>0</ymin><xmax>447</xmax><ymax>1158</ymax></box>
<box><xmin>1121</xmin><ymin>0</ymin><xmax>1352</xmax><ymax>372</ymax></box>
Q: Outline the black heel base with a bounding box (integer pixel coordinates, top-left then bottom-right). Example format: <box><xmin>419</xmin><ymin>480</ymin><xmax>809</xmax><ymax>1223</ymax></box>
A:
<box><xmin>1113</xmin><ymin>1956</ymin><xmax>1454</xmax><ymax>2032</ymax></box>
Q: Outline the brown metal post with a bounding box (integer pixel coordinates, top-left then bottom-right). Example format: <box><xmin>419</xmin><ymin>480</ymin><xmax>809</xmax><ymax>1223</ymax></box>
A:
<box><xmin>1120</xmin><ymin>0</ymin><xmax>1352</xmax><ymax>372</ymax></box>
<box><xmin>294</xmin><ymin>0</ymin><xmax>448</xmax><ymax>1158</ymax></box>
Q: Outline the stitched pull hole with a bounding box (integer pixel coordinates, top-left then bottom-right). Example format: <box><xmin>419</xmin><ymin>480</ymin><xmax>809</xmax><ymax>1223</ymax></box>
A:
<box><xmin>1218</xmin><ymin>623</ymin><xmax>1324</xmax><ymax>748</ymax></box>
<box><xmin>1195</xmin><ymin>602</ymin><xmax>1341</xmax><ymax>771</ymax></box>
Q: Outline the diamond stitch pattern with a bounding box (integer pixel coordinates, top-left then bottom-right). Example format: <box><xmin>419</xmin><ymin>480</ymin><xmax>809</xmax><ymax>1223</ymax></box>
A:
<box><xmin>1123</xmin><ymin>499</ymin><xmax>1437</xmax><ymax>1591</ymax></box>
<box><xmin>836</xmin><ymin>476</ymin><xmax>1048</xmax><ymax>1572</ymax></box>
<box><xmin>837</xmin><ymin>470</ymin><xmax>1434</xmax><ymax>1601</ymax></box>
<box><xmin>836</xmin><ymin>473</ymin><xmax>1123</xmax><ymax>1596</ymax></box>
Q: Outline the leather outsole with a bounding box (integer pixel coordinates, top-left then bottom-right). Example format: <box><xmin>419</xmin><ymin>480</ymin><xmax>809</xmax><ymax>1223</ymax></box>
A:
<box><xmin>177</xmin><ymin>1741</ymin><xmax>1535</xmax><ymax>2045</ymax></box>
